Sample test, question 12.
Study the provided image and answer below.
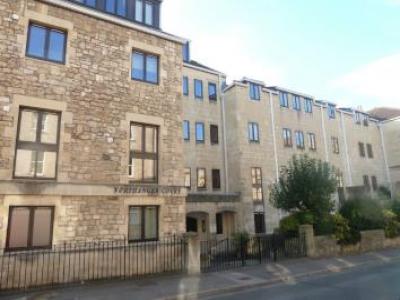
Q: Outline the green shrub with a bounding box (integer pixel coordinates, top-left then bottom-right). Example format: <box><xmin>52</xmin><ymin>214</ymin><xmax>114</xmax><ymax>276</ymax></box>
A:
<box><xmin>314</xmin><ymin>214</ymin><xmax>335</xmax><ymax>236</ymax></box>
<box><xmin>332</xmin><ymin>213</ymin><xmax>358</xmax><ymax>244</ymax></box>
<box><xmin>388</xmin><ymin>199</ymin><xmax>400</xmax><ymax>221</ymax></box>
<box><xmin>339</xmin><ymin>197</ymin><xmax>385</xmax><ymax>232</ymax></box>
<box><xmin>383</xmin><ymin>209</ymin><xmax>400</xmax><ymax>239</ymax></box>
<box><xmin>279</xmin><ymin>211</ymin><xmax>314</xmax><ymax>237</ymax></box>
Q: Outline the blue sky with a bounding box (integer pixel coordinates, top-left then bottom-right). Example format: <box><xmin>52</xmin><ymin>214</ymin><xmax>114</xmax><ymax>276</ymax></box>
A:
<box><xmin>163</xmin><ymin>0</ymin><xmax>400</xmax><ymax>110</ymax></box>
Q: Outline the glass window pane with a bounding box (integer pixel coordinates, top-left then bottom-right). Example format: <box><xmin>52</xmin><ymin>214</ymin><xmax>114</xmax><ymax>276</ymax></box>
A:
<box><xmin>130</xmin><ymin>125</ymin><xmax>142</xmax><ymax>152</ymax></box>
<box><xmin>117</xmin><ymin>0</ymin><xmax>127</xmax><ymax>16</ymax></box>
<box><xmin>196</xmin><ymin>123</ymin><xmax>204</xmax><ymax>141</ymax></box>
<box><xmin>143</xmin><ymin>159</ymin><xmax>155</xmax><ymax>180</ymax></box>
<box><xmin>48</xmin><ymin>30</ymin><xmax>65</xmax><ymax>62</ymax></box>
<box><xmin>131</xmin><ymin>158</ymin><xmax>143</xmax><ymax>181</ymax></box>
<box><xmin>32</xmin><ymin>208</ymin><xmax>53</xmax><ymax>247</ymax></box>
<box><xmin>19</xmin><ymin>110</ymin><xmax>38</xmax><ymax>142</ymax></box>
<box><xmin>132</xmin><ymin>52</ymin><xmax>145</xmax><ymax>80</ymax></box>
<box><xmin>146</xmin><ymin>55</ymin><xmax>158</xmax><ymax>83</ymax></box>
<box><xmin>40</xmin><ymin>112</ymin><xmax>59</xmax><ymax>144</ymax></box>
<box><xmin>27</xmin><ymin>25</ymin><xmax>46</xmax><ymax>58</ymax></box>
<box><xmin>184</xmin><ymin>168</ymin><xmax>191</xmax><ymax>187</ymax></box>
<box><xmin>135</xmin><ymin>0</ymin><xmax>143</xmax><ymax>22</ymax></box>
<box><xmin>15</xmin><ymin>149</ymin><xmax>36</xmax><ymax>177</ymax></box>
<box><xmin>37</xmin><ymin>151</ymin><xmax>57</xmax><ymax>178</ymax></box>
<box><xmin>145</xmin><ymin>127</ymin><xmax>157</xmax><ymax>153</ymax></box>
<box><xmin>86</xmin><ymin>0</ymin><xmax>96</xmax><ymax>7</ymax></box>
<box><xmin>183</xmin><ymin>77</ymin><xmax>189</xmax><ymax>95</ymax></box>
<box><xmin>129</xmin><ymin>207</ymin><xmax>142</xmax><ymax>241</ymax></box>
<box><xmin>8</xmin><ymin>207</ymin><xmax>30</xmax><ymax>249</ymax></box>
<box><xmin>145</xmin><ymin>2</ymin><xmax>153</xmax><ymax>25</ymax></box>
<box><xmin>105</xmin><ymin>0</ymin><xmax>116</xmax><ymax>13</ymax></box>
<box><xmin>144</xmin><ymin>207</ymin><xmax>157</xmax><ymax>239</ymax></box>
<box><xmin>198</xmin><ymin>169</ymin><xmax>206</xmax><ymax>188</ymax></box>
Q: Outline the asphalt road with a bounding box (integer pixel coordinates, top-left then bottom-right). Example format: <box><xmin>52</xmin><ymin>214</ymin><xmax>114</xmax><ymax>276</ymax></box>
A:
<box><xmin>206</xmin><ymin>260</ymin><xmax>400</xmax><ymax>300</ymax></box>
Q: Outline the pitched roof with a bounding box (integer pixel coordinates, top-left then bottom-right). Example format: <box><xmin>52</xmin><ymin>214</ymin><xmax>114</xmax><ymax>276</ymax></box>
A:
<box><xmin>368</xmin><ymin>107</ymin><xmax>400</xmax><ymax>120</ymax></box>
<box><xmin>185</xmin><ymin>60</ymin><xmax>224</xmax><ymax>75</ymax></box>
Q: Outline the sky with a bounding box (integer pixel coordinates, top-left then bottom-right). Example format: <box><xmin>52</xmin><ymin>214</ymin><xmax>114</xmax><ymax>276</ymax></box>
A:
<box><xmin>162</xmin><ymin>0</ymin><xmax>400</xmax><ymax>110</ymax></box>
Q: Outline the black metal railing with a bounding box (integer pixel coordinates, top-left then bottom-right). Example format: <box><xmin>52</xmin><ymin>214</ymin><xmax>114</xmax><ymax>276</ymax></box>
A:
<box><xmin>200</xmin><ymin>234</ymin><xmax>306</xmax><ymax>272</ymax></box>
<box><xmin>0</xmin><ymin>236</ymin><xmax>186</xmax><ymax>291</ymax></box>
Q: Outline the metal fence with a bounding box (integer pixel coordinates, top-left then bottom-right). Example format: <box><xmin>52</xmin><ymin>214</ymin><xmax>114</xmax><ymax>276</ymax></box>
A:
<box><xmin>0</xmin><ymin>236</ymin><xmax>187</xmax><ymax>291</ymax></box>
<box><xmin>200</xmin><ymin>234</ymin><xmax>306</xmax><ymax>272</ymax></box>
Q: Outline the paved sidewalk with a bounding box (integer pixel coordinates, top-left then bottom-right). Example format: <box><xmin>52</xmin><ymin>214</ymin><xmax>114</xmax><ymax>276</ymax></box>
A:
<box><xmin>2</xmin><ymin>248</ymin><xmax>400</xmax><ymax>300</ymax></box>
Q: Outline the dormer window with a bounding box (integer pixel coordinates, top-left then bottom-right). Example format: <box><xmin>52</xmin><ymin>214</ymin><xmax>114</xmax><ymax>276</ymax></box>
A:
<box><xmin>249</xmin><ymin>83</ymin><xmax>260</xmax><ymax>101</ymax></box>
<box><xmin>328</xmin><ymin>104</ymin><xmax>336</xmax><ymax>119</ymax></box>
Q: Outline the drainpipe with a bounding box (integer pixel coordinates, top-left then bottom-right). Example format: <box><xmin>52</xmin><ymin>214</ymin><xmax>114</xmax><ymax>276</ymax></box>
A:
<box><xmin>340</xmin><ymin>111</ymin><xmax>353</xmax><ymax>186</ymax></box>
<box><xmin>320</xmin><ymin>106</ymin><xmax>329</xmax><ymax>162</ymax></box>
<box><xmin>379</xmin><ymin>123</ymin><xmax>393</xmax><ymax>197</ymax></box>
<box><xmin>268</xmin><ymin>91</ymin><xmax>280</xmax><ymax>182</ymax></box>
<box><xmin>219</xmin><ymin>75</ymin><xmax>229</xmax><ymax>193</ymax></box>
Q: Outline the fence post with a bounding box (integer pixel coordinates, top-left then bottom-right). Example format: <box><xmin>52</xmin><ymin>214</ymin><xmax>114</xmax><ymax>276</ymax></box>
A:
<box><xmin>185</xmin><ymin>233</ymin><xmax>201</xmax><ymax>275</ymax></box>
<box><xmin>298</xmin><ymin>225</ymin><xmax>315</xmax><ymax>258</ymax></box>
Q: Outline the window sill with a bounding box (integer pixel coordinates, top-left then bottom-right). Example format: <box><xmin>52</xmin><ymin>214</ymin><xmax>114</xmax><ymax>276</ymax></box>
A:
<box><xmin>131</xmin><ymin>77</ymin><xmax>159</xmax><ymax>86</ymax></box>
<box><xmin>26</xmin><ymin>55</ymin><xmax>66</xmax><ymax>65</ymax></box>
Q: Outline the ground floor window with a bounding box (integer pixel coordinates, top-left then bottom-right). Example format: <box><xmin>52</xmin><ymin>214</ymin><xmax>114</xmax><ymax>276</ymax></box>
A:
<box><xmin>186</xmin><ymin>217</ymin><xmax>197</xmax><ymax>233</ymax></box>
<box><xmin>128</xmin><ymin>206</ymin><xmax>159</xmax><ymax>242</ymax></box>
<box><xmin>216</xmin><ymin>213</ymin><xmax>223</xmax><ymax>235</ymax></box>
<box><xmin>254</xmin><ymin>213</ymin><xmax>266</xmax><ymax>234</ymax></box>
<box><xmin>6</xmin><ymin>206</ymin><xmax>54</xmax><ymax>251</ymax></box>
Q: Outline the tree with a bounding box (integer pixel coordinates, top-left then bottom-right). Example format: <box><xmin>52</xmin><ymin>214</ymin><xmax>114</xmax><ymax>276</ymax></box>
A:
<box><xmin>270</xmin><ymin>155</ymin><xmax>337</xmax><ymax>219</ymax></box>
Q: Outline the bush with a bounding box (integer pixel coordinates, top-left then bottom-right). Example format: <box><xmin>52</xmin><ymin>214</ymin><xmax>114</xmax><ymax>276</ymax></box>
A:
<box><xmin>339</xmin><ymin>197</ymin><xmax>385</xmax><ymax>232</ymax></box>
<box><xmin>332</xmin><ymin>213</ymin><xmax>358</xmax><ymax>244</ymax></box>
<box><xmin>383</xmin><ymin>209</ymin><xmax>400</xmax><ymax>239</ymax></box>
<box><xmin>279</xmin><ymin>211</ymin><xmax>314</xmax><ymax>237</ymax></box>
<box><xmin>388</xmin><ymin>199</ymin><xmax>400</xmax><ymax>221</ymax></box>
<box><xmin>314</xmin><ymin>214</ymin><xmax>335</xmax><ymax>236</ymax></box>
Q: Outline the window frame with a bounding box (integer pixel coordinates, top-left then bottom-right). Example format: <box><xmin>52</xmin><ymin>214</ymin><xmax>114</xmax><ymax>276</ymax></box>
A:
<box><xmin>367</xmin><ymin>143</ymin><xmax>374</xmax><ymax>158</ymax></box>
<box><xmin>128</xmin><ymin>205</ymin><xmax>159</xmax><ymax>243</ymax></box>
<box><xmin>184</xmin><ymin>167</ymin><xmax>191</xmax><ymax>189</ymax></box>
<box><xmin>194</xmin><ymin>79</ymin><xmax>204</xmax><ymax>99</ymax></box>
<box><xmin>6</xmin><ymin>206</ymin><xmax>55</xmax><ymax>252</ymax></box>
<box><xmin>371</xmin><ymin>176</ymin><xmax>378</xmax><ymax>191</ymax></box>
<box><xmin>210</xmin><ymin>124</ymin><xmax>219</xmax><ymax>145</ymax></box>
<box><xmin>13</xmin><ymin>107</ymin><xmax>61</xmax><ymax>180</ymax></box>
<box><xmin>328</xmin><ymin>104</ymin><xmax>336</xmax><ymax>119</ymax></box>
<box><xmin>308</xmin><ymin>132</ymin><xmax>317</xmax><ymax>151</ymax></box>
<box><xmin>216</xmin><ymin>213</ymin><xmax>223</xmax><ymax>235</ymax></box>
<box><xmin>248</xmin><ymin>122</ymin><xmax>260</xmax><ymax>143</ymax></box>
<box><xmin>249</xmin><ymin>83</ymin><xmax>261</xmax><ymax>101</ymax></box>
<box><xmin>279</xmin><ymin>92</ymin><xmax>289</xmax><ymax>108</ymax></box>
<box><xmin>129</xmin><ymin>122</ymin><xmax>159</xmax><ymax>184</ymax></box>
<box><xmin>212</xmin><ymin>169</ymin><xmax>221</xmax><ymax>190</ymax></box>
<box><xmin>131</xmin><ymin>49</ymin><xmax>159</xmax><ymax>85</ymax></box>
<box><xmin>304</xmin><ymin>98</ymin><xmax>313</xmax><ymax>113</ymax></box>
<box><xmin>359</xmin><ymin>142</ymin><xmax>366</xmax><ymax>157</ymax></box>
<box><xmin>26</xmin><ymin>22</ymin><xmax>67</xmax><ymax>64</ymax></box>
<box><xmin>295</xmin><ymin>130</ymin><xmax>305</xmax><ymax>149</ymax></box>
<box><xmin>292</xmin><ymin>95</ymin><xmax>302</xmax><ymax>111</ymax></box>
<box><xmin>283</xmin><ymin>128</ymin><xmax>293</xmax><ymax>147</ymax></box>
<box><xmin>251</xmin><ymin>167</ymin><xmax>263</xmax><ymax>202</ymax></box>
<box><xmin>197</xmin><ymin>168</ymin><xmax>207</xmax><ymax>189</ymax></box>
<box><xmin>195</xmin><ymin>122</ymin><xmax>205</xmax><ymax>143</ymax></box>
<box><xmin>183</xmin><ymin>120</ymin><xmax>190</xmax><ymax>141</ymax></box>
<box><xmin>363</xmin><ymin>175</ymin><xmax>370</xmax><ymax>190</ymax></box>
<box><xmin>254</xmin><ymin>212</ymin><xmax>266</xmax><ymax>234</ymax></box>
<box><xmin>208</xmin><ymin>82</ymin><xmax>217</xmax><ymax>101</ymax></box>
<box><xmin>183</xmin><ymin>76</ymin><xmax>189</xmax><ymax>96</ymax></box>
<box><xmin>332</xmin><ymin>137</ymin><xmax>340</xmax><ymax>154</ymax></box>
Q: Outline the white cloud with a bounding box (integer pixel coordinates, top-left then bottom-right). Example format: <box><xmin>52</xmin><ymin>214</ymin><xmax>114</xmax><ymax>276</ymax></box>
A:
<box><xmin>330</xmin><ymin>53</ymin><xmax>400</xmax><ymax>109</ymax></box>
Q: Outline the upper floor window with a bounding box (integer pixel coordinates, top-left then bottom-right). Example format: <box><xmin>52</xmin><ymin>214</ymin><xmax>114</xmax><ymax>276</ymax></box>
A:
<box><xmin>208</xmin><ymin>83</ymin><xmax>217</xmax><ymax>101</ymax></box>
<box><xmin>363</xmin><ymin>115</ymin><xmax>369</xmax><ymax>127</ymax></box>
<box><xmin>210</xmin><ymin>125</ymin><xmax>219</xmax><ymax>145</ymax></box>
<box><xmin>367</xmin><ymin>144</ymin><xmax>374</xmax><ymax>158</ymax></box>
<box><xmin>14</xmin><ymin>108</ymin><xmax>61</xmax><ymax>179</ymax></box>
<box><xmin>73</xmin><ymin>0</ymin><xmax>96</xmax><ymax>7</ymax></box>
<box><xmin>363</xmin><ymin>175</ymin><xmax>370</xmax><ymax>189</ymax></box>
<box><xmin>292</xmin><ymin>96</ymin><xmax>302</xmax><ymax>111</ymax></box>
<box><xmin>248</xmin><ymin>122</ymin><xmax>260</xmax><ymax>143</ymax></box>
<box><xmin>355</xmin><ymin>112</ymin><xmax>362</xmax><ymax>124</ymax></box>
<box><xmin>283</xmin><ymin>128</ymin><xmax>292</xmax><ymax>147</ymax></box>
<box><xmin>182</xmin><ymin>42</ymin><xmax>190</xmax><ymax>62</ymax></box>
<box><xmin>249</xmin><ymin>83</ymin><xmax>261</xmax><ymax>101</ymax></box>
<box><xmin>131</xmin><ymin>51</ymin><xmax>159</xmax><ymax>84</ymax></box>
<box><xmin>279</xmin><ymin>92</ymin><xmax>289</xmax><ymax>107</ymax></box>
<box><xmin>251</xmin><ymin>167</ymin><xmax>263</xmax><ymax>202</ymax></box>
<box><xmin>6</xmin><ymin>206</ymin><xmax>54</xmax><ymax>251</ymax></box>
<box><xmin>26</xmin><ymin>23</ymin><xmax>66</xmax><ymax>64</ymax></box>
<box><xmin>308</xmin><ymin>132</ymin><xmax>316</xmax><ymax>151</ymax></box>
<box><xmin>195</xmin><ymin>122</ymin><xmax>205</xmax><ymax>143</ymax></box>
<box><xmin>371</xmin><ymin>176</ymin><xmax>378</xmax><ymax>191</ymax></box>
<box><xmin>304</xmin><ymin>98</ymin><xmax>313</xmax><ymax>113</ymax></box>
<box><xmin>328</xmin><ymin>104</ymin><xmax>336</xmax><ymax>119</ymax></box>
<box><xmin>129</xmin><ymin>123</ymin><xmax>158</xmax><ymax>183</ymax></box>
<box><xmin>197</xmin><ymin>168</ymin><xmax>206</xmax><ymax>189</ymax></box>
<box><xmin>295</xmin><ymin>131</ymin><xmax>305</xmax><ymax>149</ymax></box>
<box><xmin>135</xmin><ymin>0</ymin><xmax>155</xmax><ymax>26</ymax></box>
<box><xmin>183</xmin><ymin>120</ymin><xmax>190</xmax><ymax>141</ymax></box>
<box><xmin>183</xmin><ymin>76</ymin><xmax>189</xmax><ymax>96</ymax></box>
<box><xmin>359</xmin><ymin>142</ymin><xmax>366</xmax><ymax>157</ymax></box>
<box><xmin>184</xmin><ymin>168</ymin><xmax>191</xmax><ymax>189</ymax></box>
<box><xmin>194</xmin><ymin>79</ymin><xmax>203</xmax><ymax>99</ymax></box>
<box><xmin>105</xmin><ymin>0</ymin><xmax>127</xmax><ymax>16</ymax></box>
<box><xmin>212</xmin><ymin>169</ymin><xmax>221</xmax><ymax>190</ymax></box>
<box><xmin>332</xmin><ymin>137</ymin><xmax>340</xmax><ymax>154</ymax></box>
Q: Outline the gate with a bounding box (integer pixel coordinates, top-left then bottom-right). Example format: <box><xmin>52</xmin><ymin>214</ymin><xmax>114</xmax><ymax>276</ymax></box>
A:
<box><xmin>200</xmin><ymin>233</ymin><xmax>306</xmax><ymax>272</ymax></box>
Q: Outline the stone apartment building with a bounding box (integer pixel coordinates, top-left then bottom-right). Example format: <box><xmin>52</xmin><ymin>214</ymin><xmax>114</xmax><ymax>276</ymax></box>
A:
<box><xmin>382</xmin><ymin>116</ymin><xmax>400</xmax><ymax>194</ymax></box>
<box><xmin>0</xmin><ymin>0</ymin><xmax>188</xmax><ymax>251</ymax></box>
<box><xmin>0</xmin><ymin>0</ymin><xmax>396</xmax><ymax>251</ymax></box>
